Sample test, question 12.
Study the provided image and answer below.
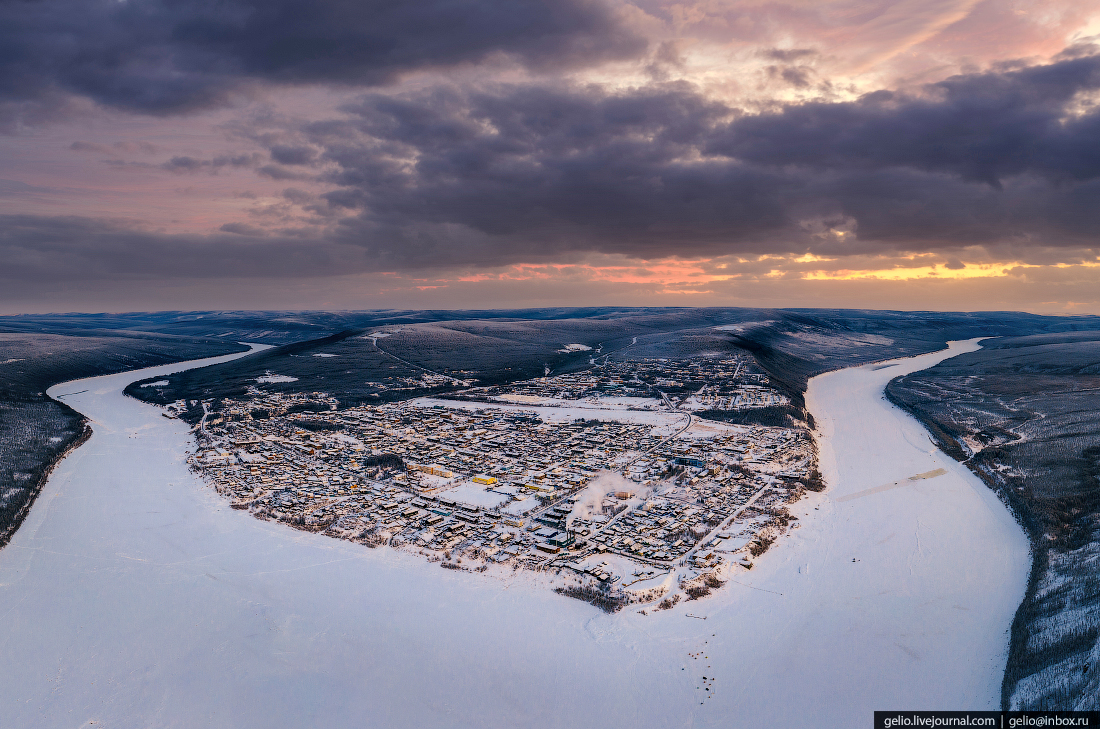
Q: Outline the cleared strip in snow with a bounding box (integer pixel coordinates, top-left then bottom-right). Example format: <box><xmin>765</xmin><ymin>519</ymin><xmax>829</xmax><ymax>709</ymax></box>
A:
<box><xmin>0</xmin><ymin>338</ymin><xmax>1030</xmax><ymax>728</ymax></box>
<box><xmin>835</xmin><ymin>467</ymin><xmax>948</xmax><ymax>502</ymax></box>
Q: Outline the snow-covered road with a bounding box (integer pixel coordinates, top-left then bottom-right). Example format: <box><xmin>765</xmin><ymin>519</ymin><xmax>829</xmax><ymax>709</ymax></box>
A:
<box><xmin>0</xmin><ymin>339</ymin><xmax>1029</xmax><ymax>727</ymax></box>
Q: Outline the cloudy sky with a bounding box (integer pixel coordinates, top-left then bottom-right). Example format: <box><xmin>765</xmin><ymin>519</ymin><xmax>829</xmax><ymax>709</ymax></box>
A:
<box><xmin>4</xmin><ymin>0</ymin><xmax>1100</xmax><ymax>314</ymax></box>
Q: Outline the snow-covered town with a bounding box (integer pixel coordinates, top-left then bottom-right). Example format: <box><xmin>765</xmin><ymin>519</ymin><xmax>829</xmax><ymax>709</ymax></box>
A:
<box><xmin>184</xmin><ymin>359</ymin><xmax>818</xmax><ymax>610</ymax></box>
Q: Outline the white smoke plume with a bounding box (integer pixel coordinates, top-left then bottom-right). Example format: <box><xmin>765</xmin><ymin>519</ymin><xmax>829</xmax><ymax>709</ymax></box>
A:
<box><xmin>568</xmin><ymin>470</ymin><xmax>654</xmax><ymax>524</ymax></box>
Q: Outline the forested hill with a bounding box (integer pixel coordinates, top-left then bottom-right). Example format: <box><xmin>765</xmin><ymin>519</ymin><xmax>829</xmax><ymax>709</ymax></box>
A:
<box><xmin>115</xmin><ymin>308</ymin><xmax>1100</xmax><ymax>424</ymax></box>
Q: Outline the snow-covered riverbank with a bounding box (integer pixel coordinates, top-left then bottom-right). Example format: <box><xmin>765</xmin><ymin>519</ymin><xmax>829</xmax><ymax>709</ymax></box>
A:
<box><xmin>0</xmin><ymin>340</ymin><xmax>1029</xmax><ymax>727</ymax></box>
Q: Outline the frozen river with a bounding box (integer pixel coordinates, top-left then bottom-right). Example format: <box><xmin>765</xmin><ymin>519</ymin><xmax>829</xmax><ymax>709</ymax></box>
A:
<box><xmin>0</xmin><ymin>340</ymin><xmax>1029</xmax><ymax>727</ymax></box>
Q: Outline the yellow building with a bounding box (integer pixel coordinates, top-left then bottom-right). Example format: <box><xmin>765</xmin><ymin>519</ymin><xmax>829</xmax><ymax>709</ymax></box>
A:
<box><xmin>472</xmin><ymin>475</ymin><xmax>497</xmax><ymax>485</ymax></box>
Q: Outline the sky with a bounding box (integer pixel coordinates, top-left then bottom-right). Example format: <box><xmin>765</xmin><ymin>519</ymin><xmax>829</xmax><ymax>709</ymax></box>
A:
<box><xmin>3</xmin><ymin>0</ymin><xmax>1100</xmax><ymax>314</ymax></box>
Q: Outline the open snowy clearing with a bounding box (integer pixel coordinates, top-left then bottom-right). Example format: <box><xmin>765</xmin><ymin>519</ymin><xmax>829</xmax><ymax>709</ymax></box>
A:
<box><xmin>412</xmin><ymin>396</ymin><xmax>685</xmax><ymax>426</ymax></box>
<box><xmin>442</xmin><ymin>480</ymin><xmax>511</xmax><ymax>509</ymax></box>
<box><xmin>255</xmin><ymin>373</ymin><xmax>298</xmax><ymax>383</ymax></box>
<box><xmin>0</xmin><ymin>339</ymin><xmax>1028</xmax><ymax>727</ymax></box>
<box><xmin>493</xmin><ymin>393</ymin><xmax>663</xmax><ymax>411</ymax></box>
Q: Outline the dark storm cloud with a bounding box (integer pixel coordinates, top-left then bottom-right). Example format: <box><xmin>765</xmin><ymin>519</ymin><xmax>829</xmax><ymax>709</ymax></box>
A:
<box><xmin>9</xmin><ymin>52</ymin><xmax>1100</xmax><ymax>283</ymax></box>
<box><xmin>245</xmin><ymin>54</ymin><xmax>1100</xmax><ymax>267</ymax></box>
<box><xmin>711</xmin><ymin>54</ymin><xmax>1100</xmax><ymax>186</ymax></box>
<box><xmin>304</xmin><ymin>82</ymin><xmax>807</xmax><ymax>265</ymax></box>
<box><xmin>0</xmin><ymin>214</ymin><xmax>371</xmax><ymax>281</ymax></box>
<box><xmin>0</xmin><ymin>0</ymin><xmax>643</xmax><ymax>120</ymax></box>
<box><xmin>161</xmin><ymin>153</ymin><xmax>264</xmax><ymax>174</ymax></box>
<box><xmin>269</xmin><ymin>145</ymin><xmax>317</xmax><ymax>166</ymax></box>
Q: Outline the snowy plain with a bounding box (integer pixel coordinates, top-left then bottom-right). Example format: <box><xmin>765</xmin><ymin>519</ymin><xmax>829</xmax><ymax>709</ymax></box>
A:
<box><xmin>412</xmin><ymin>395</ymin><xmax>685</xmax><ymax>426</ymax></box>
<box><xmin>0</xmin><ymin>339</ymin><xmax>1030</xmax><ymax>727</ymax></box>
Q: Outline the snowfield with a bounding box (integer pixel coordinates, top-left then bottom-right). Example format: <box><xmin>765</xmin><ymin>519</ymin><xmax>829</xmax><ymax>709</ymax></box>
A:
<box><xmin>411</xmin><ymin>396</ymin><xmax>685</xmax><ymax>426</ymax></box>
<box><xmin>255</xmin><ymin>373</ymin><xmax>298</xmax><ymax>383</ymax></box>
<box><xmin>0</xmin><ymin>339</ymin><xmax>1029</xmax><ymax>727</ymax></box>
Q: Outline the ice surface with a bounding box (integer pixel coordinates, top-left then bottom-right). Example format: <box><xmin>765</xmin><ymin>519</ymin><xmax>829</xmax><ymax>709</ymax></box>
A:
<box><xmin>0</xmin><ymin>339</ymin><xmax>1029</xmax><ymax>727</ymax></box>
